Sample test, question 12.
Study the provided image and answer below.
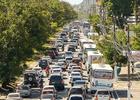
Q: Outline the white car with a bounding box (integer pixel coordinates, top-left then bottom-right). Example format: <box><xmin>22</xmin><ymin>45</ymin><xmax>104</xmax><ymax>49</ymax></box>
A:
<box><xmin>41</xmin><ymin>89</ymin><xmax>56</xmax><ymax>99</ymax></box>
<box><xmin>93</xmin><ymin>90</ymin><xmax>111</xmax><ymax>100</ymax></box>
<box><xmin>50</xmin><ymin>65</ymin><xmax>62</xmax><ymax>71</ymax></box>
<box><xmin>51</xmin><ymin>68</ymin><xmax>63</xmax><ymax>76</ymax></box>
<box><xmin>6</xmin><ymin>93</ymin><xmax>22</xmax><ymax>100</ymax></box>
<box><xmin>70</xmin><ymin>76</ymin><xmax>82</xmax><ymax>86</ymax></box>
<box><xmin>55</xmin><ymin>62</ymin><xmax>66</xmax><ymax>71</ymax></box>
<box><xmin>65</xmin><ymin>57</ymin><xmax>72</xmax><ymax>64</ymax></box>
<box><xmin>42</xmin><ymin>56</ymin><xmax>52</xmax><ymax>64</ymax></box>
<box><xmin>69</xmin><ymin>72</ymin><xmax>82</xmax><ymax>80</ymax></box>
<box><xmin>41</xmin><ymin>94</ymin><xmax>55</xmax><ymax>100</ymax></box>
<box><xmin>72</xmin><ymin>69</ymin><xmax>82</xmax><ymax>75</ymax></box>
<box><xmin>70</xmin><ymin>40</ymin><xmax>78</xmax><ymax>48</ymax></box>
<box><xmin>73</xmin><ymin>80</ymin><xmax>88</xmax><ymax>89</ymax></box>
<box><xmin>67</xmin><ymin>63</ymin><xmax>77</xmax><ymax>73</ymax></box>
<box><xmin>42</xmin><ymin>85</ymin><xmax>57</xmax><ymax>93</ymax></box>
<box><xmin>65</xmin><ymin>51</ymin><xmax>73</xmax><ymax>59</ymax></box>
<box><xmin>71</xmin><ymin>66</ymin><xmax>81</xmax><ymax>72</ymax></box>
<box><xmin>68</xmin><ymin>94</ymin><xmax>84</xmax><ymax>100</ymax></box>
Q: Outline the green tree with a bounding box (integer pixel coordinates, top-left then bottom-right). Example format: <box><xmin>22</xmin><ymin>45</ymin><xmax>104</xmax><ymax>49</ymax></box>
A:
<box><xmin>0</xmin><ymin>0</ymin><xmax>77</xmax><ymax>86</ymax></box>
<box><xmin>97</xmin><ymin>30</ymin><xmax>127</xmax><ymax>65</ymax></box>
<box><xmin>130</xmin><ymin>24</ymin><xmax>140</xmax><ymax>50</ymax></box>
<box><xmin>104</xmin><ymin>0</ymin><xmax>133</xmax><ymax>28</ymax></box>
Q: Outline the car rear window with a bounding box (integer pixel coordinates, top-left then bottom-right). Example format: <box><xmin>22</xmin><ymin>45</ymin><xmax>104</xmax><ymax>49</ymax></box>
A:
<box><xmin>70</xmin><ymin>88</ymin><xmax>83</xmax><ymax>94</ymax></box>
<box><xmin>8</xmin><ymin>94</ymin><xmax>19</xmax><ymax>97</ymax></box>
<box><xmin>75</xmin><ymin>81</ymin><xmax>86</xmax><ymax>85</ymax></box>
<box><xmin>98</xmin><ymin>91</ymin><xmax>109</xmax><ymax>95</ymax></box>
<box><xmin>70</xmin><ymin>97</ymin><xmax>82</xmax><ymax>100</ymax></box>
<box><xmin>50</xmin><ymin>76</ymin><xmax>62</xmax><ymax>81</ymax></box>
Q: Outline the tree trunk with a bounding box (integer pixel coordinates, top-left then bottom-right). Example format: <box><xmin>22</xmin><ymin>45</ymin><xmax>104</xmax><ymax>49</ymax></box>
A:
<box><xmin>135</xmin><ymin>0</ymin><xmax>138</xmax><ymax>24</ymax></box>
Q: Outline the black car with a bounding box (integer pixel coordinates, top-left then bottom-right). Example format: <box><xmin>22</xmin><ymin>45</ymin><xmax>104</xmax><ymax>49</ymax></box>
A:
<box><xmin>49</xmin><ymin>74</ymin><xmax>65</xmax><ymax>91</ymax></box>
<box><xmin>24</xmin><ymin>70</ymin><xmax>42</xmax><ymax>88</ymax></box>
<box><xmin>39</xmin><ymin>59</ymin><xmax>49</xmax><ymax>69</ymax></box>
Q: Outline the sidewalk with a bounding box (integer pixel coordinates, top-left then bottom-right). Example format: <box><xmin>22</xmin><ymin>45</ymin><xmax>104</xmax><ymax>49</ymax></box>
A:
<box><xmin>114</xmin><ymin>67</ymin><xmax>140</xmax><ymax>100</ymax></box>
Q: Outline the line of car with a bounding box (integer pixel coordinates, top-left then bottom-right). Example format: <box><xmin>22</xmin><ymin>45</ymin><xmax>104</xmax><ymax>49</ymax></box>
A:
<box><xmin>6</xmin><ymin>21</ymin><xmax>114</xmax><ymax>100</ymax></box>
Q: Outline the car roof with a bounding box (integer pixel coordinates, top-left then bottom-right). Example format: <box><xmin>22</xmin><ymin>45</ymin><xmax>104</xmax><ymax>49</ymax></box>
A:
<box><xmin>43</xmin><ymin>85</ymin><xmax>55</xmax><ymax>88</ymax></box>
<box><xmin>52</xmin><ymin>68</ymin><xmax>61</xmax><ymax>70</ymax></box>
<box><xmin>71</xmin><ymin>72</ymin><xmax>81</xmax><ymax>74</ymax></box>
<box><xmin>42</xmin><ymin>89</ymin><xmax>54</xmax><ymax>92</ymax></box>
<box><xmin>69</xmin><ymin>94</ymin><xmax>83</xmax><ymax>97</ymax></box>
<box><xmin>71</xmin><ymin>76</ymin><xmax>82</xmax><ymax>78</ymax></box>
<box><xmin>91</xmin><ymin>64</ymin><xmax>113</xmax><ymax>71</ymax></box>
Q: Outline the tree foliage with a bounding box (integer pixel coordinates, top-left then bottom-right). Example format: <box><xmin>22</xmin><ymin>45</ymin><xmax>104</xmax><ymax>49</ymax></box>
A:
<box><xmin>0</xmin><ymin>0</ymin><xmax>77</xmax><ymax>85</ymax></box>
<box><xmin>130</xmin><ymin>24</ymin><xmax>140</xmax><ymax>50</ymax></box>
<box><xmin>104</xmin><ymin>0</ymin><xmax>134</xmax><ymax>28</ymax></box>
<box><xmin>97</xmin><ymin>31</ymin><xmax>127</xmax><ymax>65</ymax></box>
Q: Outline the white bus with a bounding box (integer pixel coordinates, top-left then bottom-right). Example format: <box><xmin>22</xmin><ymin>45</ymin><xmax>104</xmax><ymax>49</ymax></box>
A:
<box><xmin>89</xmin><ymin>64</ymin><xmax>114</xmax><ymax>91</ymax></box>
<box><xmin>86</xmin><ymin>51</ymin><xmax>103</xmax><ymax>71</ymax></box>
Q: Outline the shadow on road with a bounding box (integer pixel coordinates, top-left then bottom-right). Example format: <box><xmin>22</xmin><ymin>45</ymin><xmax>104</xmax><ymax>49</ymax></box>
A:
<box><xmin>118</xmin><ymin>74</ymin><xmax>128</xmax><ymax>81</ymax></box>
<box><xmin>119</xmin><ymin>73</ymin><xmax>140</xmax><ymax>81</ymax></box>
<box><xmin>115</xmin><ymin>89</ymin><xmax>133</xmax><ymax>98</ymax></box>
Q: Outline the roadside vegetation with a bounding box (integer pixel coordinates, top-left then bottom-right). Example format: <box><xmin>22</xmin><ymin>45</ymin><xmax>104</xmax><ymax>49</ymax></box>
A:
<box><xmin>89</xmin><ymin>0</ymin><xmax>140</xmax><ymax>66</ymax></box>
<box><xmin>0</xmin><ymin>0</ymin><xmax>77</xmax><ymax>87</ymax></box>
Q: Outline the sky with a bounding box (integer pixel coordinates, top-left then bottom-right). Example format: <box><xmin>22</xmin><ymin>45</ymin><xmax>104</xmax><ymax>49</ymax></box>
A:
<box><xmin>62</xmin><ymin>0</ymin><xmax>83</xmax><ymax>5</ymax></box>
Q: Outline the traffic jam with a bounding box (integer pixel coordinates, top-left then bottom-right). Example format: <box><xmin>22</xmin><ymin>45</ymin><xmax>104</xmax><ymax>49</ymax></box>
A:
<box><xmin>6</xmin><ymin>21</ymin><xmax>119</xmax><ymax>100</ymax></box>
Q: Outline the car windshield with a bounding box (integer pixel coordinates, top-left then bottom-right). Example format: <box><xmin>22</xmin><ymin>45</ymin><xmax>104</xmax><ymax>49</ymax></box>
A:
<box><xmin>43</xmin><ymin>90</ymin><xmax>54</xmax><ymax>94</ymax></box>
<box><xmin>71</xmin><ymin>73</ymin><xmax>80</xmax><ymax>76</ymax></box>
<box><xmin>70</xmin><ymin>97</ymin><xmax>82</xmax><ymax>100</ymax></box>
<box><xmin>44</xmin><ymin>87</ymin><xmax>54</xmax><ymax>90</ymax></box>
<box><xmin>66</xmin><ymin>58</ymin><xmax>72</xmax><ymax>60</ymax></box>
<box><xmin>42</xmin><ymin>94</ymin><xmax>53</xmax><ymax>98</ymax></box>
<box><xmin>72</xmin><ymin>67</ymin><xmax>80</xmax><ymax>69</ymax></box>
<box><xmin>70</xmin><ymin>88</ymin><xmax>83</xmax><ymax>94</ymax></box>
<box><xmin>68</xmin><ymin>48</ymin><xmax>75</xmax><ymax>52</ymax></box>
<box><xmin>53</xmin><ymin>70</ymin><xmax>61</xmax><ymax>73</ymax></box>
<box><xmin>98</xmin><ymin>91</ymin><xmax>109</xmax><ymax>95</ymax></box>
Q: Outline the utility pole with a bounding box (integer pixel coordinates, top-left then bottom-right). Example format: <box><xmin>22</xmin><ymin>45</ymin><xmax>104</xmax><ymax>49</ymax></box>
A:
<box><xmin>126</xmin><ymin>24</ymin><xmax>131</xmax><ymax>100</ymax></box>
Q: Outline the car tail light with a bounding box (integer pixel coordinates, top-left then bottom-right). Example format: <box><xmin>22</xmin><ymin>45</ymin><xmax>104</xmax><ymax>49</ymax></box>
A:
<box><xmin>95</xmin><ymin>96</ymin><xmax>98</xmax><ymax>100</ymax></box>
<box><xmin>109</xmin><ymin>97</ymin><xmax>111</xmax><ymax>100</ymax></box>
